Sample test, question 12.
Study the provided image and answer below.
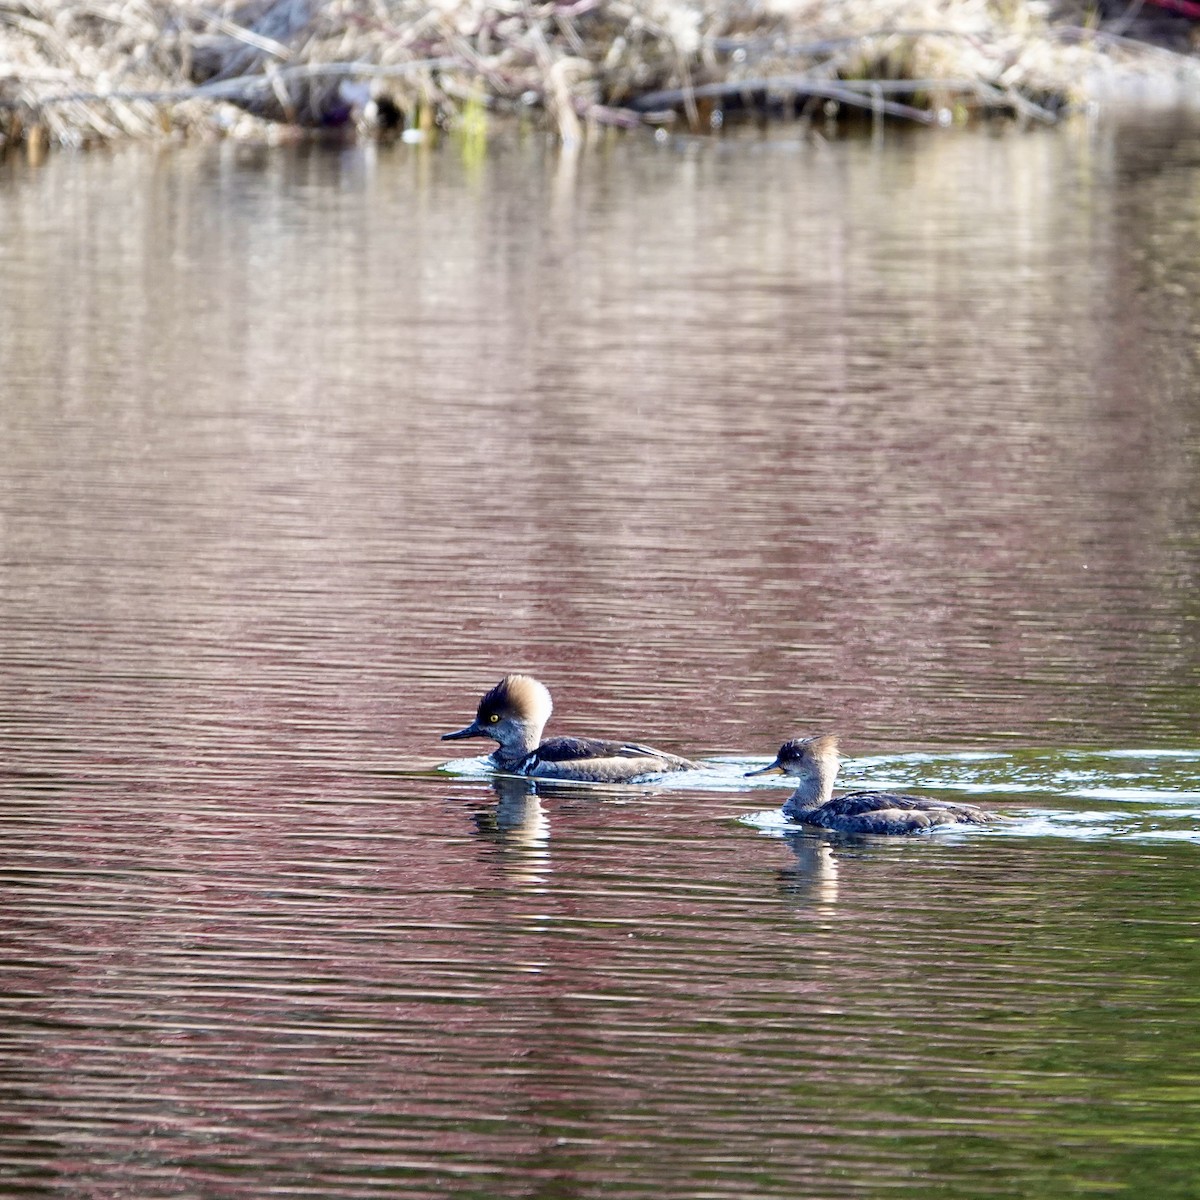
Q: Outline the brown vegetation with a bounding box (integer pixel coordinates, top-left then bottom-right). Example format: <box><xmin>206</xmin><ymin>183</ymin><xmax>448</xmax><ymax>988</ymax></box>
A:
<box><xmin>0</xmin><ymin>0</ymin><xmax>1197</xmax><ymax>151</ymax></box>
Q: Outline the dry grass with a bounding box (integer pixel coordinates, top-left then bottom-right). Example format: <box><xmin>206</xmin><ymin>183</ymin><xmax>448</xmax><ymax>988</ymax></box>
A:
<box><xmin>0</xmin><ymin>0</ymin><xmax>1197</xmax><ymax>150</ymax></box>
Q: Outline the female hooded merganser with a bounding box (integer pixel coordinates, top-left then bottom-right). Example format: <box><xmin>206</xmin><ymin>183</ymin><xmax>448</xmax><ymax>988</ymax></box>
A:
<box><xmin>746</xmin><ymin>734</ymin><xmax>991</xmax><ymax>834</ymax></box>
<box><xmin>442</xmin><ymin>674</ymin><xmax>699</xmax><ymax>783</ymax></box>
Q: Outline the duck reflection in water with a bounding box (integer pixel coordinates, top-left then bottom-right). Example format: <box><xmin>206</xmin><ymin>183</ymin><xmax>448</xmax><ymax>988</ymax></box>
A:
<box><xmin>777</xmin><ymin>833</ymin><xmax>841</xmax><ymax>909</ymax></box>
<box><xmin>469</xmin><ymin>776</ymin><xmax>551</xmax><ymax>887</ymax></box>
<box><xmin>747</xmin><ymin>734</ymin><xmax>992</xmax><ymax>834</ymax></box>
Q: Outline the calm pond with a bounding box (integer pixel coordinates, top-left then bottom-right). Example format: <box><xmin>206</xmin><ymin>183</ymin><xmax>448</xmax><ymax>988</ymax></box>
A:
<box><xmin>1</xmin><ymin>115</ymin><xmax>1198</xmax><ymax>1198</ymax></box>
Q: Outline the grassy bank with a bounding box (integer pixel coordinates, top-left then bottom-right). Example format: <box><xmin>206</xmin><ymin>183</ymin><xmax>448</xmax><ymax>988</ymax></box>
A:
<box><xmin>2</xmin><ymin>0</ymin><xmax>1199</xmax><ymax>151</ymax></box>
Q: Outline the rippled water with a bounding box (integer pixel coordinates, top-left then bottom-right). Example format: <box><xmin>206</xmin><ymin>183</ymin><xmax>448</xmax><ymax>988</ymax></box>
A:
<box><xmin>1</xmin><ymin>116</ymin><xmax>1199</xmax><ymax>1197</ymax></box>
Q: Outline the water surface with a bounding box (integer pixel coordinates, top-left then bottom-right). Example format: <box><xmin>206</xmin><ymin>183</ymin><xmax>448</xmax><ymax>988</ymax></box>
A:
<box><xmin>1</xmin><ymin>117</ymin><xmax>1198</xmax><ymax>1197</ymax></box>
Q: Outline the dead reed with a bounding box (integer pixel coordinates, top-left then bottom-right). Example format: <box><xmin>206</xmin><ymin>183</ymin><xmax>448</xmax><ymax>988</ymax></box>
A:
<box><xmin>0</xmin><ymin>0</ymin><xmax>1196</xmax><ymax>151</ymax></box>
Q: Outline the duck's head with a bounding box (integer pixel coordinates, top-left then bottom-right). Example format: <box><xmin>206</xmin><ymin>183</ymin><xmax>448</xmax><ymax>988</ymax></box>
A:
<box><xmin>442</xmin><ymin>674</ymin><xmax>554</xmax><ymax>750</ymax></box>
<box><xmin>745</xmin><ymin>734</ymin><xmax>840</xmax><ymax>778</ymax></box>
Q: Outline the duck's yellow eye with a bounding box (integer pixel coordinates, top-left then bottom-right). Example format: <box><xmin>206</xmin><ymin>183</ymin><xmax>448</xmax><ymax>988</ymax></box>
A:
<box><xmin>488</xmin><ymin>714</ymin><xmax>499</xmax><ymax>724</ymax></box>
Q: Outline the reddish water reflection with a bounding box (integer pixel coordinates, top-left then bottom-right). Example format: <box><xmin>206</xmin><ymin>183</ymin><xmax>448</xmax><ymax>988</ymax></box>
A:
<box><xmin>0</xmin><ymin>118</ymin><xmax>1198</xmax><ymax>1197</ymax></box>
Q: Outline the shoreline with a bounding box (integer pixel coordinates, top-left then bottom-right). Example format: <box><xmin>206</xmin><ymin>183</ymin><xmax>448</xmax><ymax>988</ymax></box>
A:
<box><xmin>3</xmin><ymin>1</ymin><xmax>1200</xmax><ymax>154</ymax></box>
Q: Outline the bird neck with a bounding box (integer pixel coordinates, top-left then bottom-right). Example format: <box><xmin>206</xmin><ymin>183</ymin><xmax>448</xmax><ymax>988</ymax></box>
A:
<box><xmin>491</xmin><ymin>720</ymin><xmax>544</xmax><ymax>768</ymax></box>
<box><xmin>787</xmin><ymin>760</ymin><xmax>838</xmax><ymax>813</ymax></box>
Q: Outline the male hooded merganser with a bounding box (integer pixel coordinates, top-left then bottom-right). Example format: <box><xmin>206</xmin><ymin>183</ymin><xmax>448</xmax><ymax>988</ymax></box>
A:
<box><xmin>746</xmin><ymin>734</ymin><xmax>991</xmax><ymax>834</ymax></box>
<box><xmin>441</xmin><ymin>674</ymin><xmax>699</xmax><ymax>783</ymax></box>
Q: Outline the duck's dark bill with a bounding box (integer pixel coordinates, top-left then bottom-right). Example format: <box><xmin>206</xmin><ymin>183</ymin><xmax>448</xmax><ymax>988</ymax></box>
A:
<box><xmin>442</xmin><ymin>722</ymin><xmax>485</xmax><ymax>741</ymax></box>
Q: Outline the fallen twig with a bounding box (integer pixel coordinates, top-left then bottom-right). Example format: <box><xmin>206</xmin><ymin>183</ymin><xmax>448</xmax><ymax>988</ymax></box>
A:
<box><xmin>629</xmin><ymin>75</ymin><xmax>946</xmax><ymax>124</ymax></box>
<box><xmin>0</xmin><ymin>56</ymin><xmax>463</xmax><ymax>109</ymax></box>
